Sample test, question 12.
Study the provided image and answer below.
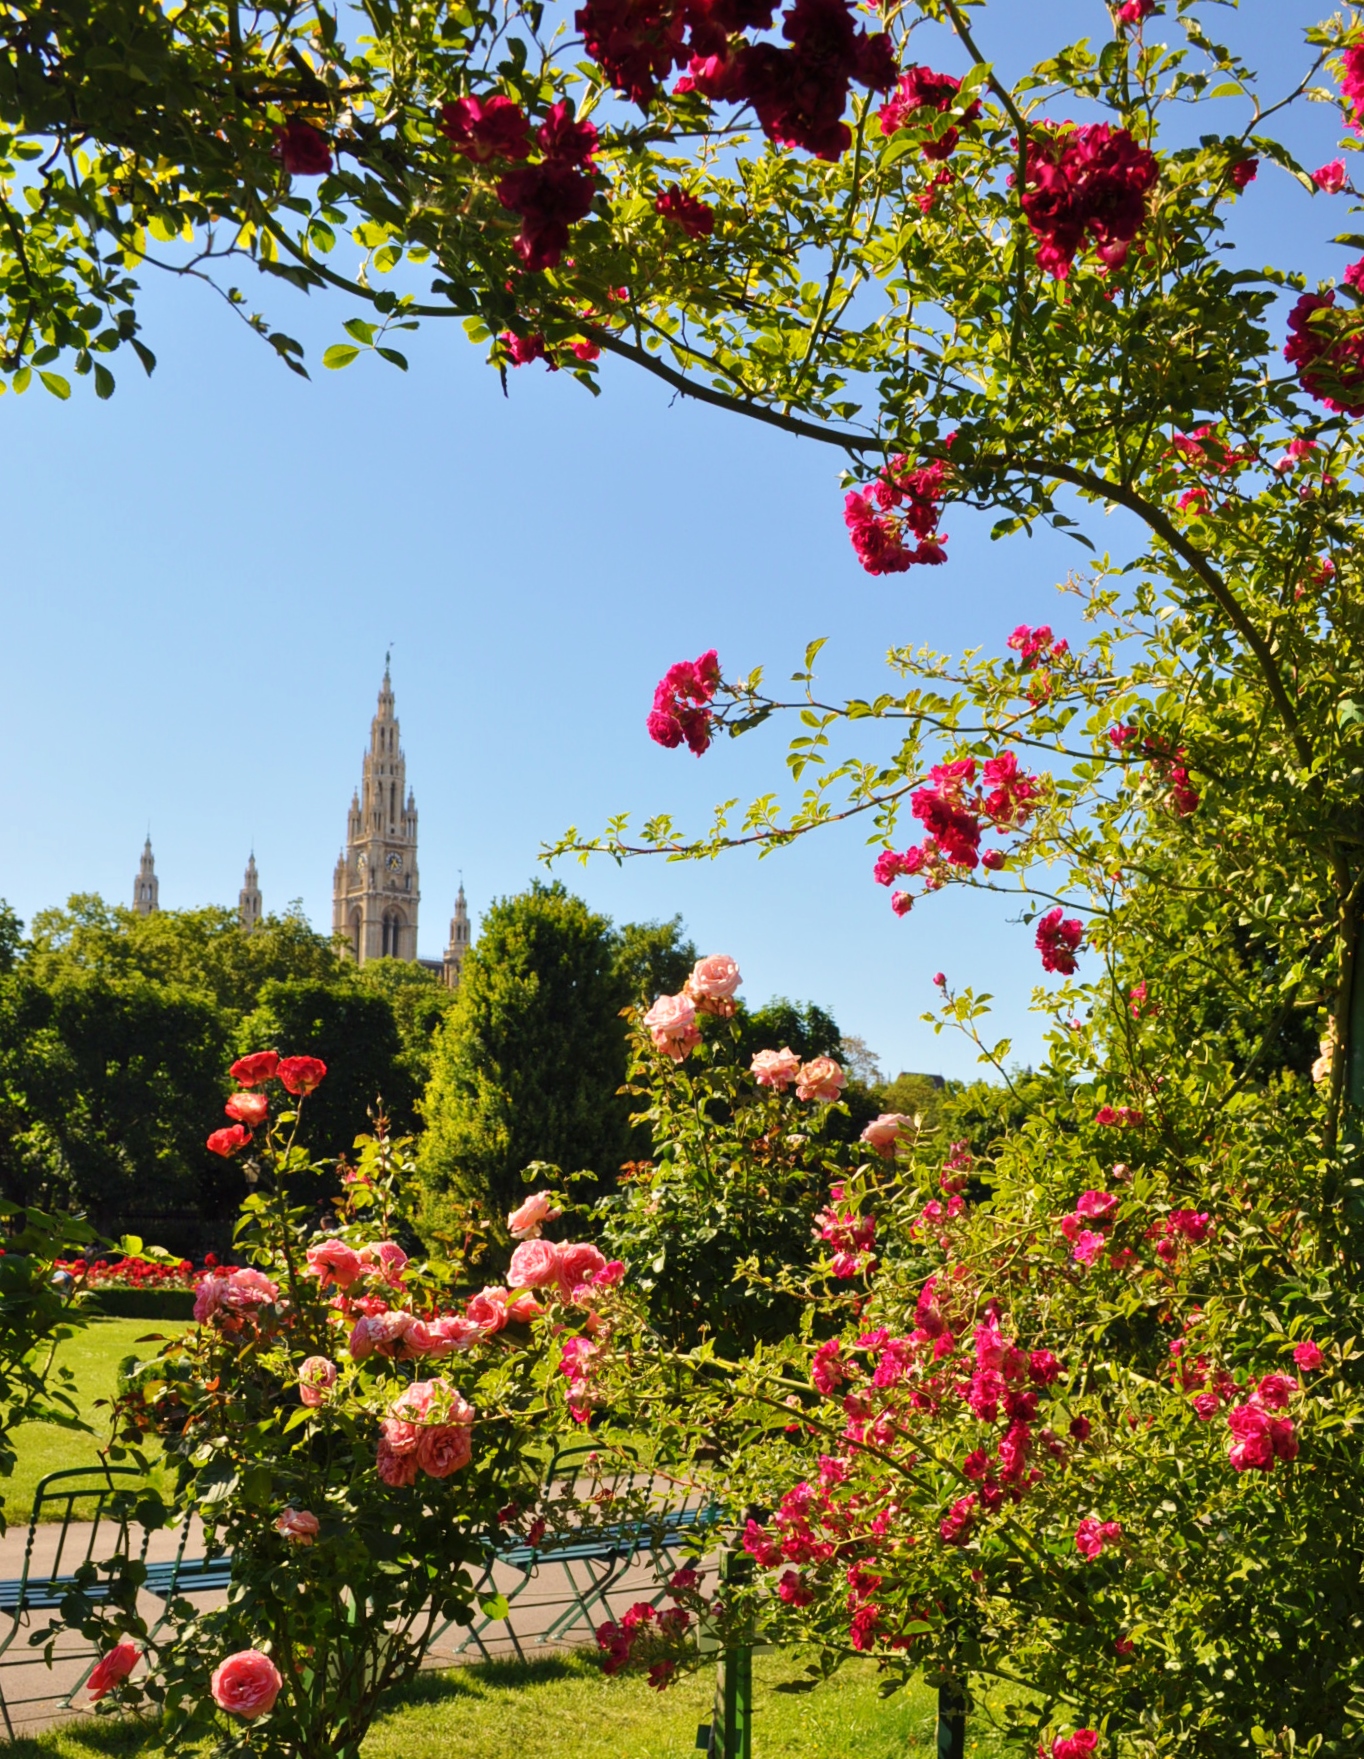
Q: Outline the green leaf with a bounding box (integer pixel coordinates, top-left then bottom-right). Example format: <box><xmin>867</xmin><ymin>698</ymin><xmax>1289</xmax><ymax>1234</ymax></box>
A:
<box><xmin>39</xmin><ymin>371</ymin><xmax>70</xmax><ymax>401</ymax></box>
<box><xmin>343</xmin><ymin>317</ymin><xmax>377</xmax><ymax>344</ymax></box>
<box><xmin>376</xmin><ymin>347</ymin><xmax>409</xmax><ymax>370</ymax></box>
<box><xmin>323</xmin><ymin>344</ymin><xmax>361</xmax><ymax>370</ymax></box>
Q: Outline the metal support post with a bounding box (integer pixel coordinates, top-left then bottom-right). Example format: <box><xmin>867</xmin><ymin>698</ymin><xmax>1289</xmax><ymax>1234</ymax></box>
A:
<box><xmin>695</xmin><ymin>1549</ymin><xmax>753</xmax><ymax>1759</ymax></box>
<box><xmin>937</xmin><ymin>1679</ymin><xmax>967</xmax><ymax>1759</ymax></box>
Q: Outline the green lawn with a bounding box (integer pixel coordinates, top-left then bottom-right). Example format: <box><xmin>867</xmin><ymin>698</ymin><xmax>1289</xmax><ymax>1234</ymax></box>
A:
<box><xmin>1</xmin><ymin>1651</ymin><xmax>1012</xmax><ymax>1758</ymax></box>
<box><xmin>5</xmin><ymin>1319</ymin><xmax>189</xmax><ymax>1525</ymax></box>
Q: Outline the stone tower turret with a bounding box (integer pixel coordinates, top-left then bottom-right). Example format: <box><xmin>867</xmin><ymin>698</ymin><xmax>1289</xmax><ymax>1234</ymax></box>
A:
<box><xmin>443</xmin><ymin>884</ymin><xmax>470</xmax><ymax>989</ymax></box>
<box><xmin>133</xmin><ymin>837</ymin><xmax>159</xmax><ymax>916</ymax></box>
<box><xmin>331</xmin><ymin>661</ymin><xmax>421</xmax><ymax>964</ymax></box>
<box><xmin>239</xmin><ymin>853</ymin><xmax>262</xmax><ymax>933</ymax></box>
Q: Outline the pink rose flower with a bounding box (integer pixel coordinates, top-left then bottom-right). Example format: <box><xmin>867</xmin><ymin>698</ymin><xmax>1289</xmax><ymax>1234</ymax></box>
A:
<box><xmin>750</xmin><ymin>1046</ymin><xmax>801</xmax><ymax>1089</ymax></box>
<box><xmin>686</xmin><ymin>954</ymin><xmax>742</xmax><ymax>1016</ymax></box>
<box><xmin>224</xmin><ymin>1091</ymin><xmax>269</xmax><ymax>1127</ymax></box>
<box><xmin>1072</xmin><ymin>1230</ymin><xmax>1106</xmax><ymax>1265</ymax></box>
<box><xmin>506</xmin><ymin>1291</ymin><xmax>543</xmax><ymax>1323</ymax></box>
<box><xmin>795</xmin><ymin>1057</ymin><xmax>846</xmax><ymax>1103</ymax></box>
<box><xmin>860</xmin><ymin>1113</ymin><xmax>913</xmax><ymax>1158</ymax></box>
<box><xmin>357</xmin><ymin>1241</ymin><xmax>408</xmax><ymax>1286</ymax></box>
<box><xmin>642</xmin><ymin>992</ymin><xmax>701</xmax><ymax>1061</ymax></box>
<box><xmin>210</xmin><ymin>1649</ymin><xmax>283</xmax><ymax>1720</ymax></box>
<box><xmin>87</xmin><ymin>1640</ymin><xmax>140</xmax><ymax>1700</ymax></box>
<box><xmin>392</xmin><ymin>1377</ymin><xmax>474</xmax><ymax>1427</ymax></box>
<box><xmin>507</xmin><ymin>1191</ymin><xmax>561</xmax><ymax>1240</ymax></box>
<box><xmin>1314</xmin><ymin>159</ymin><xmax>1348</xmax><ymax>192</ymax></box>
<box><xmin>466</xmin><ymin>1286</ymin><xmax>509</xmax><ymax>1332</ymax></box>
<box><xmin>305</xmin><ymin>1239</ymin><xmax>365</xmax><ymax>1291</ymax></box>
<box><xmin>275</xmin><ymin>1508</ymin><xmax>320</xmax><ymax>1545</ymax></box>
<box><xmin>417</xmin><ymin>1423</ymin><xmax>474</xmax><ymax>1477</ymax></box>
<box><xmin>194</xmin><ymin>1267</ymin><xmax>280</xmax><ymax>1324</ymax></box>
<box><xmin>1227</xmin><ymin>1401</ymin><xmax>1297</xmax><ymax>1472</ymax></box>
<box><xmin>405</xmin><ymin>1315</ymin><xmax>484</xmax><ymax>1357</ymax></box>
<box><xmin>379</xmin><ymin>1416</ymin><xmax>422</xmax><ymax>1453</ymax></box>
<box><xmin>348</xmin><ymin>1309</ymin><xmax>414</xmax><ymax>1360</ymax></box>
<box><xmin>1075</xmin><ymin>1190</ymin><xmax>1118</xmax><ymax>1220</ymax></box>
<box><xmin>375</xmin><ymin>1427</ymin><xmax>420</xmax><ymax>1486</ymax></box>
<box><xmin>1074</xmin><ymin>1517</ymin><xmax>1122</xmax><ymax>1560</ymax></box>
<box><xmin>1293</xmin><ymin>1339</ymin><xmax>1324</xmax><ymax>1371</ymax></box>
<box><xmin>1256</xmin><ymin>1372</ymin><xmax>1298</xmax><ymax>1410</ymax></box>
<box><xmin>557</xmin><ymin>1241</ymin><xmax>608</xmax><ymax>1299</ymax></box>
<box><xmin>508</xmin><ymin>1238</ymin><xmax>562</xmax><ymax>1290</ymax></box>
<box><xmin>1192</xmin><ymin>1391</ymin><xmax>1221</xmax><ymax>1421</ymax></box>
<box><xmin>298</xmin><ymin>1356</ymin><xmax>337</xmax><ymax>1407</ymax></box>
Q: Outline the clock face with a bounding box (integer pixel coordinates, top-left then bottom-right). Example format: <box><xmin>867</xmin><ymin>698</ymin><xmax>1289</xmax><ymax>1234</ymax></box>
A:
<box><xmin>386</xmin><ymin>852</ymin><xmax>403</xmax><ymax>873</ymax></box>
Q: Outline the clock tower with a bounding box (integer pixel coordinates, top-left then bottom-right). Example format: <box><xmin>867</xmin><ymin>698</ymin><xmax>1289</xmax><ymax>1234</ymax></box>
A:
<box><xmin>332</xmin><ymin>661</ymin><xmax>422</xmax><ymax>964</ymax></box>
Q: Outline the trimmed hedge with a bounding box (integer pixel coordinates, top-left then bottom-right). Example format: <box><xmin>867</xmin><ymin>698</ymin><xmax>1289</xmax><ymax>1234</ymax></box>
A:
<box><xmin>87</xmin><ymin>1287</ymin><xmax>196</xmax><ymax>1320</ymax></box>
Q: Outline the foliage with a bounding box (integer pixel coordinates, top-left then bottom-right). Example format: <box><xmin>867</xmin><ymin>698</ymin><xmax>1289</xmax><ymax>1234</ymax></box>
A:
<box><xmin>354</xmin><ymin>957</ymin><xmax>458</xmax><ymax>1094</ymax></box>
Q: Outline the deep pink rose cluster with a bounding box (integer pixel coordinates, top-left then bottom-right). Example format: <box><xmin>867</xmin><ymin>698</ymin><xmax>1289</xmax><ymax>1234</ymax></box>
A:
<box><xmin>1050</xmin><ymin>1732</ymin><xmax>1099</xmax><ymax>1759</ymax></box>
<box><xmin>508</xmin><ymin>1237</ymin><xmax>624</xmax><ymax>1306</ymax></box>
<box><xmin>647</xmin><ymin>648</ymin><xmax>721</xmax><ymax>753</ymax></box>
<box><xmin>575</xmin><ymin>0</ymin><xmax>894</xmax><ymax>162</ymax></box>
<box><xmin>873</xmin><ymin>751</ymin><xmax>1041</xmax><ymax>915</ymax></box>
<box><xmin>878</xmin><ymin>65</ymin><xmax>980</xmax><ymax>161</ymax></box>
<box><xmin>1059</xmin><ymin>1190</ymin><xmax>1119</xmax><ymax>1268</ymax></box>
<box><xmin>844</xmin><ymin>454</ymin><xmax>948</xmax><ymax>575</ymax></box>
<box><xmin>655</xmin><ymin>185</ymin><xmax>715</xmax><ymax>235</ymax></box>
<box><xmin>814</xmin><ymin>1183</ymin><xmax>876</xmax><ymax>1278</ymax></box>
<box><xmin>1018</xmin><ymin>122</ymin><xmax>1159</xmax><ymax>278</ymax></box>
<box><xmin>1074</xmin><ymin>1516</ymin><xmax>1122</xmax><ymax>1560</ymax></box>
<box><xmin>595</xmin><ymin>1598</ymin><xmax>691</xmax><ymax>1690</ymax></box>
<box><xmin>1284</xmin><ymin>282</ymin><xmax>1364</xmax><ymax>419</ymax></box>
<box><xmin>439</xmin><ymin>95</ymin><xmax>599</xmax><ymax>271</ymax></box>
<box><xmin>1035</xmin><ymin>906</ymin><xmax>1084</xmax><ymax>975</ymax></box>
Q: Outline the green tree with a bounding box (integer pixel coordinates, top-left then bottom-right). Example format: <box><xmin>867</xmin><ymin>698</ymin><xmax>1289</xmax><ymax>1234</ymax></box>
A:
<box><xmin>354</xmin><ymin>958</ymin><xmax>457</xmax><ymax>1095</ymax></box>
<box><xmin>418</xmin><ymin>882</ymin><xmax>633</xmax><ymax>1226</ymax></box>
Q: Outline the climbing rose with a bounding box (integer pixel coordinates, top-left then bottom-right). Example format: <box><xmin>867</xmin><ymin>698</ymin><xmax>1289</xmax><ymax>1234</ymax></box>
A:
<box><xmin>405</xmin><ymin>1315</ymin><xmax>484</xmax><ymax>1357</ymax></box>
<box><xmin>878</xmin><ymin>65</ymin><xmax>980</xmax><ymax>158</ymax></box>
<box><xmin>1315</xmin><ymin>158</ymin><xmax>1348</xmax><ymax>193</ymax></box>
<box><xmin>845</xmin><ymin>455</ymin><xmax>948</xmax><ymax>573</ymax></box>
<box><xmin>655</xmin><ymin>186</ymin><xmax>715</xmax><ymax>235</ymax></box>
<box><xmin>1342</xmin><ymin>44</ymin><xmax>1364</xmax><ymax>125</ymax></box>
<box><xmin>1051</xmin><ymin>1733</ymin><xmax>1100</xmax><ymax>1759</ymax></box>
<box><xmin>1116</xmin><ymin>0</ymin><xmax>1154</xmax><ymax>18</ymax></box>
<box><xmin>224</xmin><ymin>1091</ymin><xmax>268</xmax><ymax>1127</ymax></box>
<box><xmin>940</xmin><ymin>1492</ymin><xmax>977</xmax><ymax>1545</ymax></box>
<box><xmin>207</xmin><ymin>1124</ymin><xmax>252</xmax><ymax>1157</ymax></box>
<box><xmin>210</xmin><ymin>1649</ymin><xmax>283</xmax><ymax>1720</ymax></box>
<box><xmin>1284</xmin><ymin>288</ymin><xmax>1364</xmax><ymax>417</ymax></box>
<box><xmin>1256</xmin><ymin>1372</ymin><xmax>1298</xmax><ymax>1410</ymax></box>
<box><xmin>1294</xmin><ymin>1339</ymin><xmax>1325</xmax><ymax>1371</ymax></box>
<box><xmin>508</xmin><ymin>1238</ymin><xmax>562</xmax><ymax>1289</ymax></box>
<box><xmin>278</xmin><ymin>1055</ymin><xmax>327</xmax><ymax>1095</ymax></box>
<box><xmin>795</xmin><ymin>1056</ymin><xmax>845</xmax><ymax>1102</ymax></box>
<box><xmin>275</xmin><ymin>1508</ymin><xmax>320</xmax><ymax>1545</ymax></box>
<box><xmin>87</xmin><ymin>1640</ymin><xmax>139</xmax><ymax>1700</ymax></box>
<box><xmin>305</xmin><ymin>1239</ymin><xmax>364</xmax><ymax>1290</ymax></box>
<box><xmin>642</xmin><ymin>991</ymin><xmax>701</xmax><ymax>1060</ymax></box>
<box><xmin>273</xmin><ymin>118</ymin><xmax>333</xmax><ymax>176</ymax></box>
<box><xmin>500</xmin><ymin>331</ymin><xmax>547</xmax><ymax>366</ymax></box>
<box><xmin>576</xmin><ymin>0</ymin><xmax>688</xmax><ymax>106</ymax></box>
<box><xmin>497</xmin><ymin>102</ymin><xmax>599</xmax><ymax>270</ymax></box>
<box><xmin>1227</xmin><ymin>1401</ymin><xmax>1298</xmax><ymax>1472</ymax></box>
<box><xmin>1035</xmin><ymin>907</ymin><xmax>1084</xmax><ymax>974</ymax></box>
<box><xmin>298</xmin><ymin>1356</ymin><xmax>337</xmax><ymax>1407</ymax></box>
<box><xmin>1074</xmin><ymin>1517</ymin><xmax>1123</xmax><ymax>1560</ymax></box>
<box><xmin>734</xmin><ymin>0</ymin><xmax>897</xmax><ymax>163</ymax></box>
<box><xmin>1230</xmin><ymin>156</ymin><xmax>1258</xmax><ymax>190</ymax></box>
<box><xmin>438</xmin><ymin>94</ymin><xmax>531</xmax><ymax>161</ymax></box>
<box><xmin>1018</xmin><ymin>122</ymin><xmax>1158</xmax><ymax>277</ymax></box>
<box><xmin>648</xmin><ymin>649</ymin><xmax>721</xmax><ymax>752</ymax></box>
<box><xmin>230</xmin><ymin>1051</ymin><xmax>279</xmax><ymax>1086</ymax></box>
<box><xmin>417</xmin><ymin>1424</ymin><xmax>474</xmax><ymax>1477</ymax></box>
<box><xmin>557</xmin><ymin>1241</ymin><xmax>609</xmax><ymax>1298</ymax></box>
<box><xmin>777</xmin><ymin>1569</ymin><xmax>815</xmax><ymax>1606</ymax></box>
<box><xmin>751</xmin><ymin>1046</ymin><xmax>801</xmax><ymax>1089</ymax></box>
<box><xmin>194</xmin><ymin>1266</ymin><xmax>279</xmax><ymax>1323</ymax></box>
<box><xmin>1075</xmin><ymin>1190</ymin><xmax>1118</xmax><ymax>1220</ymax></box>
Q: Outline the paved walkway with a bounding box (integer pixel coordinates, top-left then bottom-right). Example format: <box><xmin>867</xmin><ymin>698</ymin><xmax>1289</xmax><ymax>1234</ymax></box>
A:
<box><xmin>0</xmin><ymin>1516</ymin><xmax>685</xmax><ymax>1739</ymax></box>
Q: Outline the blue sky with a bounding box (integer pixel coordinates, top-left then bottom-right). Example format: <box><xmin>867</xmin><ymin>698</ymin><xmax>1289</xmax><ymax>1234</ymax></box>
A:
<box><xmin>0</xmin><ymin>1</ymin><xmax>1345</xmax><ymax>1082</ymax></box>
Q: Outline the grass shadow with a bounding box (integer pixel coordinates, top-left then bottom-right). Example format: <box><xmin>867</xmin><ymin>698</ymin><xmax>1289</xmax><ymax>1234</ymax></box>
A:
<box><xmin>378</xmin><ymin>1651</ymin><xmax>589</xmax><ymax>1716</ymax></box>
<box><xmin>0</xmin><ymin>1712</ymin><xmax>159</xmax><ymax>1757</ymax></box>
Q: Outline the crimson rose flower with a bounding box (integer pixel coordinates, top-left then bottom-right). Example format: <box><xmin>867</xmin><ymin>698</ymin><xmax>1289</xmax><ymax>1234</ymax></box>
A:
<box><xmin>230</xmin><ymin>1050</ymin><xmax>279</xmax><ymax>1087</ymax></box>
<box><xmin>278</xmin><ymin>1055</ymin><xmax>327</xmax><ymax>1095</ymax></box>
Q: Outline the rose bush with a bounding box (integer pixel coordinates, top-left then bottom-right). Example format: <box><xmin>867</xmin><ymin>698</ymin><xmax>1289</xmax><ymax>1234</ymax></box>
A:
<box><xmin>74</xmin><ymin>1056</ymin><xmax>613</xmax><ymax>1759</ymax></box>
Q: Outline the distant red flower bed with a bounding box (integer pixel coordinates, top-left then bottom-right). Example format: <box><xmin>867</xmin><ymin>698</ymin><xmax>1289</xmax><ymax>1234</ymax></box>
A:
<box><xmin>55</xmin><ymin>1252</ymin><xmax>222</xmax><ymax>1289</ymax></box>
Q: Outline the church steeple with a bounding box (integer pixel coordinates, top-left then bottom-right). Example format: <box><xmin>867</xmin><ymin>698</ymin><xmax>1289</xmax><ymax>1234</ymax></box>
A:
<box><xmin>332</xmin><ymin>663</ymin><xmax>421</xmax><ymax>963</ymax></box>
<box><xmin>443</xmin><ymin>883</ymin><xmax>470</xmax><ymax>989</ymax></box>
<box><xmin>239</xmin><ymin>853</ymin><xmax>262</xmax><ymax>933</ymax></box>
<box><xmin>133</xmin><ymin>836</ymin><xmax>159</xmax><ymax>916</ymax></box>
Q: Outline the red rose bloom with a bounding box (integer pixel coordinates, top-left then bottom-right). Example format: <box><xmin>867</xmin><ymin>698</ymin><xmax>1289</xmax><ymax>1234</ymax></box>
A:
<box><xmin>655</xmin><ymin>186</ymin><xmax>716</xmax><ymax>236</ymax></box>
<box><xmin>438</xmin><ymin>94</ymin><xmax>531</xmax><ymax>162</ymax></box>
<box><xmin>207</xmin><ymin>1124</ymin><xmax>253</xmax><ymax>1157</ymax></box>
<box><xmin>277</xmin><ymin>1056</ymin><xmax>327</xmax><ymax>1096</ymax></box>
<box><xmin>273</xmin><ymin>118</ymin><xmax>334</xmax><ymax>177</ymax></box>
<box><xmin>231</xmin><ymin>1051</ymin><xmax>280</xmax><ymax>1087</ymax></box>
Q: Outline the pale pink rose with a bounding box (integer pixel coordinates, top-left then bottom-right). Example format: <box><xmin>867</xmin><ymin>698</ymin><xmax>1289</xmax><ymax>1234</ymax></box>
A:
<box><xmin>392</xmin><ymin>1378</ymin><xmax>474</xmax><ymax>1427</ymax></box>
<box><xmin>506</xmin><ymin>1291</ymin><xmax>543</xmax><ymax>1323</ymax></box>
<box><xmin>507</xmin><ymin>1191</ymin><xmax>562</xmax><ymax>1240</ymax></box>
<box><xmin>750</xmin><ymin>1047</ymin><xmax>801</xmax><ymax>1090</ymax></box>
<box><xmin>194</xmin><ymin>1267</ymin><xmax>280</xmax><ymax>1323</ymax></box>
<box><xmin>509</xmin><ymin>1238</ymin><xmax>561</xmax><ymax>1290</ymax></box>
<box><xmin>348</xmin><ymin>1309</ymin><xmax>413</xmax><ymax>1360</ymax></box>
<box><xmin>466</xmin><ymin>1286</ymin><xmax>509</xmax><ymax>1332</ymax></box>
<box><xmin>375</xmin><ymin>1432</ymin><xmax>420</xmax><ymax>1486</ymax></box>
<box><xmin>417</xmin><ymin>1423</ymin><xmax>474</xmax><ymax>1478</ymax></box>
<box><xmin>860</xmin><ymin>1113</ymin><xmax>913</xmax><ymax>1158</ymax></box>
<box><xmin>379</xmin><ymin>1416</ymin><xmax>421</xmax><ymax>1454</ymax></box>
<box><xmin>298</xmin><ymin>1356</ymin><xmax>337</xmax><ymax>1407</ymax></box>
<box><xmin>404</xmin><ymin>1315</ymin><xmax>483</xmax><ymax>1358</ymax></box>
<box><xmin>305</xmin><ymin>1239</ymin><xmax>364</xmax><ymax>1290</ymax></box>
<box><xmin>87</xmin><ymin>1640</ymin><xmax>139</xmax><ymax>1700</ymax></box>
<box><xmin>795</xmin><ymin>1057</ymin><xmax>846</xmax><ymax>1103</ymax></box>
<box><xmin>642</xmin><ymin>992</ymin><xmax>701</xmax><ymax>1060</ymax></box>
<box><xmin>275</xmin><ymin>1508</ymin><xmax>320</xmax><ymax>1545</ymax></box>
<box><xmin>686</xmin><ymin>954</ymin><xmax>742</xmax><ymax>1017</ymax></box>
<box><xmin>357</xmin><ymin>1241</ymin><xmax>408</xmax><ymax>1286</ymax></box>
<box><xmin>210</xmin><ymin>1649</ymin><xmax>282</xmax><ymax>1720</ymax></box>
<box><xmin>557</xmin><ymin>1241</ymin><xmax>608</xmax><ymax>1300</ymax></box>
